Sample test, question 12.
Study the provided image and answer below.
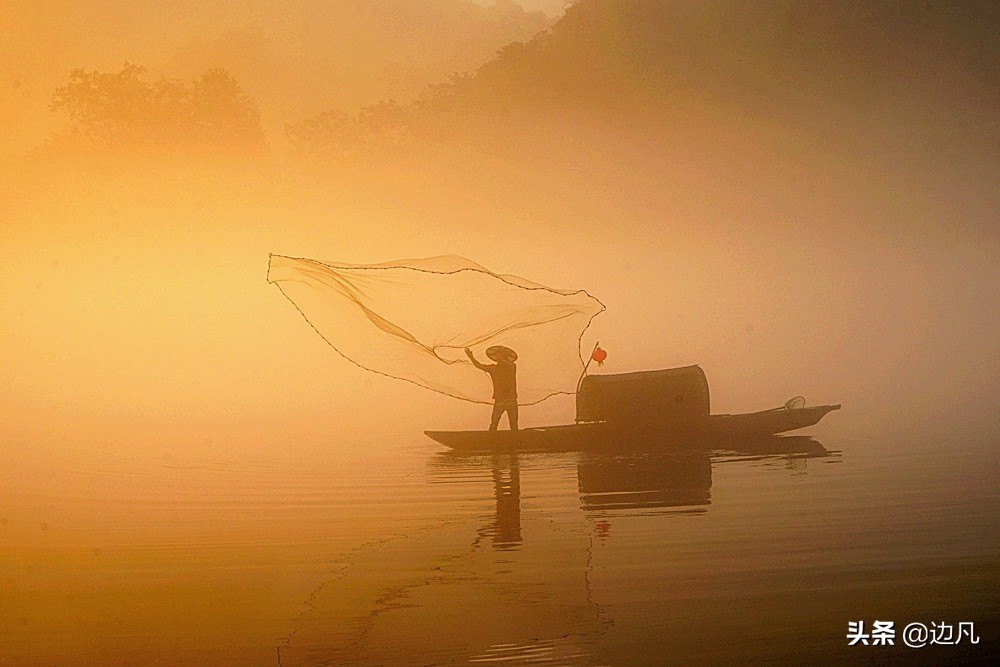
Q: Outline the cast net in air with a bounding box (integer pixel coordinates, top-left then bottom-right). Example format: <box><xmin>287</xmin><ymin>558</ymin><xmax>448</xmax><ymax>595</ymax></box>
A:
<box><xmin>267</xmin><ymin>254</ymin><xmax>605</xmax><ymax>405</ymax></box>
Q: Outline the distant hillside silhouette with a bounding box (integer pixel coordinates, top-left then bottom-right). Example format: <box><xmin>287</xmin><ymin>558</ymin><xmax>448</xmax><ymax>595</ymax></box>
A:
<box><xmin>289</xmin><ymin>0</ymin><xmax>999</xmax><ymax>155</ymax></box>
<box><xmin>454</xmin><ymin>0</ymin><xmax>1000</xmax><ymax>114</ymax></box>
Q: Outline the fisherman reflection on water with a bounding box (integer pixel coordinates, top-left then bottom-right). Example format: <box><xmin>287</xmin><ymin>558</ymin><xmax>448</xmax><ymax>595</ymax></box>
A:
<box><xmin>489</xmin><ymin>452</ymin><xmax>521</xmax><ymax>547</ymax></box>
<box><xmin>465</xmin><ymin>345</ymin><xmax>518</xmax><ymax>431</ymax></box>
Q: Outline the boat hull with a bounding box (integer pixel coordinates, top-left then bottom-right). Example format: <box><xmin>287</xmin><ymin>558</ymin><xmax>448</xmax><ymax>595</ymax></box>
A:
<box><xmin>709</xmin><ymin>404</ymin><xmax>841</xmax><ymax>437</ymax></box>
<box><xmin>425</xmin><ymin>405</ymin><xmax>840</xmax><ymax>452</ymax></box>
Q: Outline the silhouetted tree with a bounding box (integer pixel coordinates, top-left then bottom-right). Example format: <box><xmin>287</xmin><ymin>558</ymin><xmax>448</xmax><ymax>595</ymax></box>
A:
<box><xmin>187</xmin><ymin>68</ymin><xmax>266</xmax><ymax>148</ymax></box>
<box><xmin>48</xmin><ymin>62</ymin><xmax>265</xmax><ymax>155</ymax></box>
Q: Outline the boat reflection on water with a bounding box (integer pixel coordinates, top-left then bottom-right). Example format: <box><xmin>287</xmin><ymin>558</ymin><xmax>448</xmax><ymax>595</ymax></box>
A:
<box><xmin>577</xmin><ymin>451</ymin><xmax>712</xmax><ymax>514</ymax></box>
<box><xmin>432</xmin><ymin>435</ymin><xmax>837</xmax><ymax>536</ymax></box>
<box><xmin>715</xmin><ymin>434</ymin><xmax>832</xmax><ymax>459</ymax></box>
<box><xmin>578</xmin><ymin>436</ymin><xmax>835</xmax><ymax>516</ymax></box>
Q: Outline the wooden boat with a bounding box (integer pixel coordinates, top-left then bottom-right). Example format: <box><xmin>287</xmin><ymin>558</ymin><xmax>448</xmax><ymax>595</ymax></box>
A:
<box><xmin>425</xmin><ymin>365</ymin><xmax>840</xmax><ymax>451</ymax></box>
<box><xmin>425</xmin><ymin>404</ymin><xmax>839</xmax><ymax>451</ymax></box>
<box><xmin>427</xmin><ymin>422</ymin><xmax>606</xmax><ymax>452</ymax></box>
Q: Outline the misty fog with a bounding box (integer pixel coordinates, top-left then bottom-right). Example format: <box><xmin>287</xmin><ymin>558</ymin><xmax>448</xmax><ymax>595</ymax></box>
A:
<box><xmin>3</xmin><ymin>0</ymin><xmax>997</xmax><ymax>463</ymax></box>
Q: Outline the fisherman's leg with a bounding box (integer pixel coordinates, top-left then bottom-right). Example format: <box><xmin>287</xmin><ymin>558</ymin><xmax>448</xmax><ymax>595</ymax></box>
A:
<box><xmin>508</xmin><ymin>403</ymin><xmax>519</xmax><ymax>431</ymax></box>
<box><xmin>489</xmin><ymin>402</ymin><xmax>503</xmax><ymax>431</ymax></box>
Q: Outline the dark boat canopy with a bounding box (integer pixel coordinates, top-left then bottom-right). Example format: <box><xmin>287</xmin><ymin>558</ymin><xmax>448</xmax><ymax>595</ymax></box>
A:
<box><xmin>576</xmin><ymin>365</ymin><xmax>710</xmax><ymax>427</ymax></box>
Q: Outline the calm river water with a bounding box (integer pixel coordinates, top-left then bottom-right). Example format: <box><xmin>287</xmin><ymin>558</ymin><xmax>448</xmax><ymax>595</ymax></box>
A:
<box><xmin>3</xmin><ymin>429</ymin><xmax>997</xmax><ymax>665</ymax></box>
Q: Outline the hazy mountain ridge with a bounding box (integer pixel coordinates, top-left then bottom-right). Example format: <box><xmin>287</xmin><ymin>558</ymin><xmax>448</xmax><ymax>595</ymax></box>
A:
<box><xmin>459</xmin><ymin>0</ymin><xmax>1000</xmax><ymax>117</ymax></box>
<box><xmin>286</xmin><ymin>0</ymin><xmax>998</xmax><ymax>156</ymax></box>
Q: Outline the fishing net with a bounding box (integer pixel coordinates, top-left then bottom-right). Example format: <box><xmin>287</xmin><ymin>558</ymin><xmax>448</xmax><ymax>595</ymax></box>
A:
<box><xmin>267</xmin><ymin>254</ymin><xmax>605</xmax><ymax>405</ymax></box>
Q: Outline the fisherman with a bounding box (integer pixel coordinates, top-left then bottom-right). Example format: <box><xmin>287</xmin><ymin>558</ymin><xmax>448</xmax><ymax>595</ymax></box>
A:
<box><xmin>465</xmin><ymin>346</ymin><xmax>518</xmax><ymax>431</ymax></box>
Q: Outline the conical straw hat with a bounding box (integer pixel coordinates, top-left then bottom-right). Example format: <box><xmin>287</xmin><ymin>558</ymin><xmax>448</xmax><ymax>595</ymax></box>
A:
<box><xmin>486</xmin><ymin>345</ymin><xmax>517</xmax><ymax>362</ymax></box>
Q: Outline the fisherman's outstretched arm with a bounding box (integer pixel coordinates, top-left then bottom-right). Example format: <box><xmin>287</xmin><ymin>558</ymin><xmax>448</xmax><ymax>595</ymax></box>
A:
<box><xmin>465</xmin><ymin>347</ymin><xmax>488</xmax><ymax>370</ymax></box>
